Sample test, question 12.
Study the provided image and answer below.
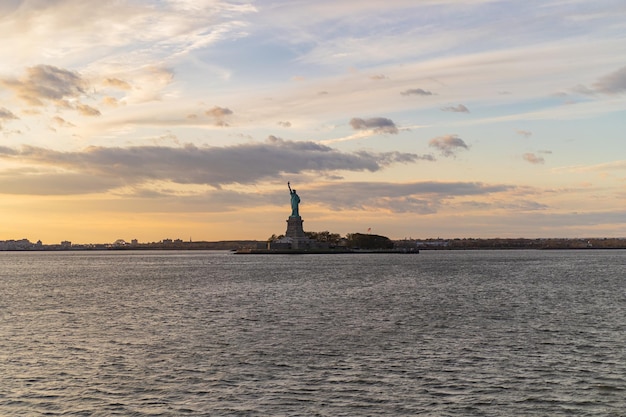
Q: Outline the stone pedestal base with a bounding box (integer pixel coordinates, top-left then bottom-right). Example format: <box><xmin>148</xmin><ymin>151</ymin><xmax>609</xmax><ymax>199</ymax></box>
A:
<box><xmin>285</xmin><ymin>216</ymin><xmax>312</xmax><ymax>249</ymax></box>
<box><xmin>286</xmin><ymin>216</ymin><xmax>306</xmax><ymax>239</ymax></box>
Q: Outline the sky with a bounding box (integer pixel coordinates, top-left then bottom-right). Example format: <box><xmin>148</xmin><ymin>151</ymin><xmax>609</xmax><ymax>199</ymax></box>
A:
<box><xmin>0</xmin><ymin>0</ymin><xmax>625</xmax><ymax>244</ymax></box>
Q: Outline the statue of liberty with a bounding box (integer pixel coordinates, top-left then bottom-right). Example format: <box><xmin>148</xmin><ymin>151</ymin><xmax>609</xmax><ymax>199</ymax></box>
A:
<box><xmin>287</xmin><ymin>181</ymin><xmax>300</xmax><ymax>217</ymax></box>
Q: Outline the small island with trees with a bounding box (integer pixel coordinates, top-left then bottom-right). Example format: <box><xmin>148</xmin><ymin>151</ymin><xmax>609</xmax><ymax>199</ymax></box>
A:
<box><xmin>235</xmin><ymin>231</ymin><xmax>417</xmax><ymax>254</ymax></box>
<box><xmin>235</xmin><ymin>183</ymin><xmax>418</xmax><ymax>254</ymax></box>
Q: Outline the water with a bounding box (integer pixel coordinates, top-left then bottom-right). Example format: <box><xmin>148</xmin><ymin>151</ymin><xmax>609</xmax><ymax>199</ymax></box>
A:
<box><xmin>1</xmin><ymin>250</ymin><xmax>624</xmax><ymax>416</ymax></box>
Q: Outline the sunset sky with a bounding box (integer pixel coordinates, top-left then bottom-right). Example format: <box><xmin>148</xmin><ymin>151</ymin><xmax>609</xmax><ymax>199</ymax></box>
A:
<box><xmin>1</xmin><ymin>0</ymin><xmax>625</xmax><ymax>244</ymax></box>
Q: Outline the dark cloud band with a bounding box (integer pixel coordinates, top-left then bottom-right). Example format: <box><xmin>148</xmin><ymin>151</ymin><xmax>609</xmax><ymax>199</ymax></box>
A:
<box><xmin>0</xmin><ymin>137</ymin><xmax>422</xmax><ymax>192</ymax></box>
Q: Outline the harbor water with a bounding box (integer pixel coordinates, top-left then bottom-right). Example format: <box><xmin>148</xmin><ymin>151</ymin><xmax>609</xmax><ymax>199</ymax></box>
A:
<box><xmin>1</xmin><ymin>250</ymin><xmax>624</xmax><ymax>416</ymax></box>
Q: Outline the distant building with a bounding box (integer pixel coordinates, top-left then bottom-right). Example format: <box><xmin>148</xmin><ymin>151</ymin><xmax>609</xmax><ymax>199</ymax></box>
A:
<box><xmin>268</xmin><ymin>236</ymin><xmax>293</xmax><ymax>250</ymax></box>
<box><xmin>0</xmin><ymin>239</ymin><xmax>35</xmax><ymax>250</ymax></box>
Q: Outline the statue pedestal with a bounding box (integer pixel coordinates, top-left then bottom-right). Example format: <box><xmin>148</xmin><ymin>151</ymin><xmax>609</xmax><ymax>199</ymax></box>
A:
<box><xmin>286</xmin><ymin>216</ymin><xmax>306</xmax><ymax>238</ymax></box>
<box><xmin>285</xmin><ymin>216</ymin><xmax>311</xmax><ymax>249</ymax></box>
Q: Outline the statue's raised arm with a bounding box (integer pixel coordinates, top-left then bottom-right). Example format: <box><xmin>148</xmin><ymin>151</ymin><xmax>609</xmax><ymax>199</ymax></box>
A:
<box><xmin>287</xmin><ymin>181</ymin><xmax>300</xmax><ymax>217</ymax></box>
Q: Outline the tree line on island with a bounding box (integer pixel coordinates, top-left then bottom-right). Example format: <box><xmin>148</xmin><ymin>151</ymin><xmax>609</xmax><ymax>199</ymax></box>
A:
<box><xmin>267</xmin><ymin>231</ymin><xmax>394</xmax><ymax>250</ymax></box>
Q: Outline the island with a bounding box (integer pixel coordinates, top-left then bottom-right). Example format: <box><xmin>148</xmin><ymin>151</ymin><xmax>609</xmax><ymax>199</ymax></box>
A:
<box><xmin>235</xmin><ymin>182</ymin><xmax>418</xmax><ymax>254</ymax></box>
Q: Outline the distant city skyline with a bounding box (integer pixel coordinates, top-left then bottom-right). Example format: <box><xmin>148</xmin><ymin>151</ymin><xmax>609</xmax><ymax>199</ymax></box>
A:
<box><xmin>1</xmin><ymin>1</ymin><xmax>625</xmax><ymax>243</ymax></box>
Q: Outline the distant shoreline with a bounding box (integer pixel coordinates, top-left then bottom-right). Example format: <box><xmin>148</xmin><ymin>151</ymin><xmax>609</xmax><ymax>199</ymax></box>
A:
<box><xmin>1</xmin><ymin>237</ymin><xmax>625</xmax><ymax>251</ymax></box>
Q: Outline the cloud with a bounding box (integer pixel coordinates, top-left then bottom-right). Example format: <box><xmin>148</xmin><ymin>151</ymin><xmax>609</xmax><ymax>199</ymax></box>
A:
<box><xmin>441</xmin><ymin>104</ymin><xmax>470</xmax><ymax>113</ymax></box>
<box><xmin>0</xmin><ymin>108</ymin><xmax>19</xmax><ymax>130</ymax></box>
<box><xmin>554</xmin><ymin>160</ymin><xmax>626</xmax><ymax>174</ymax></box>
<box><xmin>1</xmin><ymin>64</ymin><xmax>104</xmax><ymax>117</ymax></box>
<box><xmin>370</xmin><ymin>74</ymin><xmax>387</xmax><ymax>80</ymax></box>
<box><xmin>516</xmin><ymin>129</ymin><xmax>532</xmax><ymax>138</ymax></box>
<box><xmin>1</xmin><ymin>65</ymin><xmax>87</xmax><ymax>106</ymax></box>
<box><xmin>428</xmin><ymin>135</ymin><xmax>469</xmax><ymax>157</ymax></box>
<box><xmin>523</xmin><ymin>153</ymin><xmax>545</xmax><ymax>164</ymax></box>
<box><xmin>305</xmin><ymin>181</ymin><xmax>515</xmax><ymax>214</ymax></box>
<box><xmin>102</xmin><ymin>96</ymin><xmax>121</xmax><ymax>107</ymax></box>
<box><xmin>1</xmin><ymin>1</ymin><xmax>256</xmax><ymax>75</ymax></box>
<box><xmin>205</xmin><ymin>106</ymin><xmax>233</xmax><ymax>126</ymax></box>
<box><xmin>0</xmin><ymin>108</ymin><xmax>19</xmax><ymax>121</ymax></box>
<box><xmin>0</xmin><ymin>168</ymin><xmax>123</xmax><ymax>195</ymax></box>
<box><xmin>103</xmin><ymin>78</ymin><xmax>132</xmax><ymax>90</ymax></box>
<box><xmin>0</xmin><ymin>107</ymin><xmax>19</xmax><ymax>130</ymax></box>
<box><xmin>117</xmin><ymin>66</ymin><xmax>175</xmax><ymax>103</ymax></box>
<box><xmin>77</xmin><ymin>104</ymin><xmax>101</xmax><ymax>117</ymax></box>
<box><xmin>0</xmin><ymin>177</ymin><xmax>521</xmax><ymax>216</ymax></box>
<box><xmin>51</xmin><ymin>116</ymin><xmax>75</xmax><ymax>128</ymax></box>
<box><xmin>571</xmin><ymin>84</ymin><xmax>596</xmax><ymax>96</ymax></box>
<box><xmin>278</xmin><ymin>121</ymin><xmax>292</xmax><ymax>127</ymax></box>
<box><xmin>593</xmin><ymin>66</ymin><xmax>626</xmax><ymax>94</ymax></box>
<box><xmin>0</xmin><ymin>138</ymin><xmax>423</xmax><ymax>194</ymax></box>
<box><xmin>400</xmin><ymin>88</ymin><xmax>433</xmax><ymax>96</ymax></box>
<box><xmin>349</xmin><ymin>117</ymin><xmax>399</xmax><ymax>134</ymax></box>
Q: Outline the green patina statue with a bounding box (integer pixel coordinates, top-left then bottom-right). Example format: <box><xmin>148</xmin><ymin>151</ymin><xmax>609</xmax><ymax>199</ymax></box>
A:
<box><xmin>287</xmin><ymin>181</ymin><xmax>300</xmax><ymax>217</ymax></box>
